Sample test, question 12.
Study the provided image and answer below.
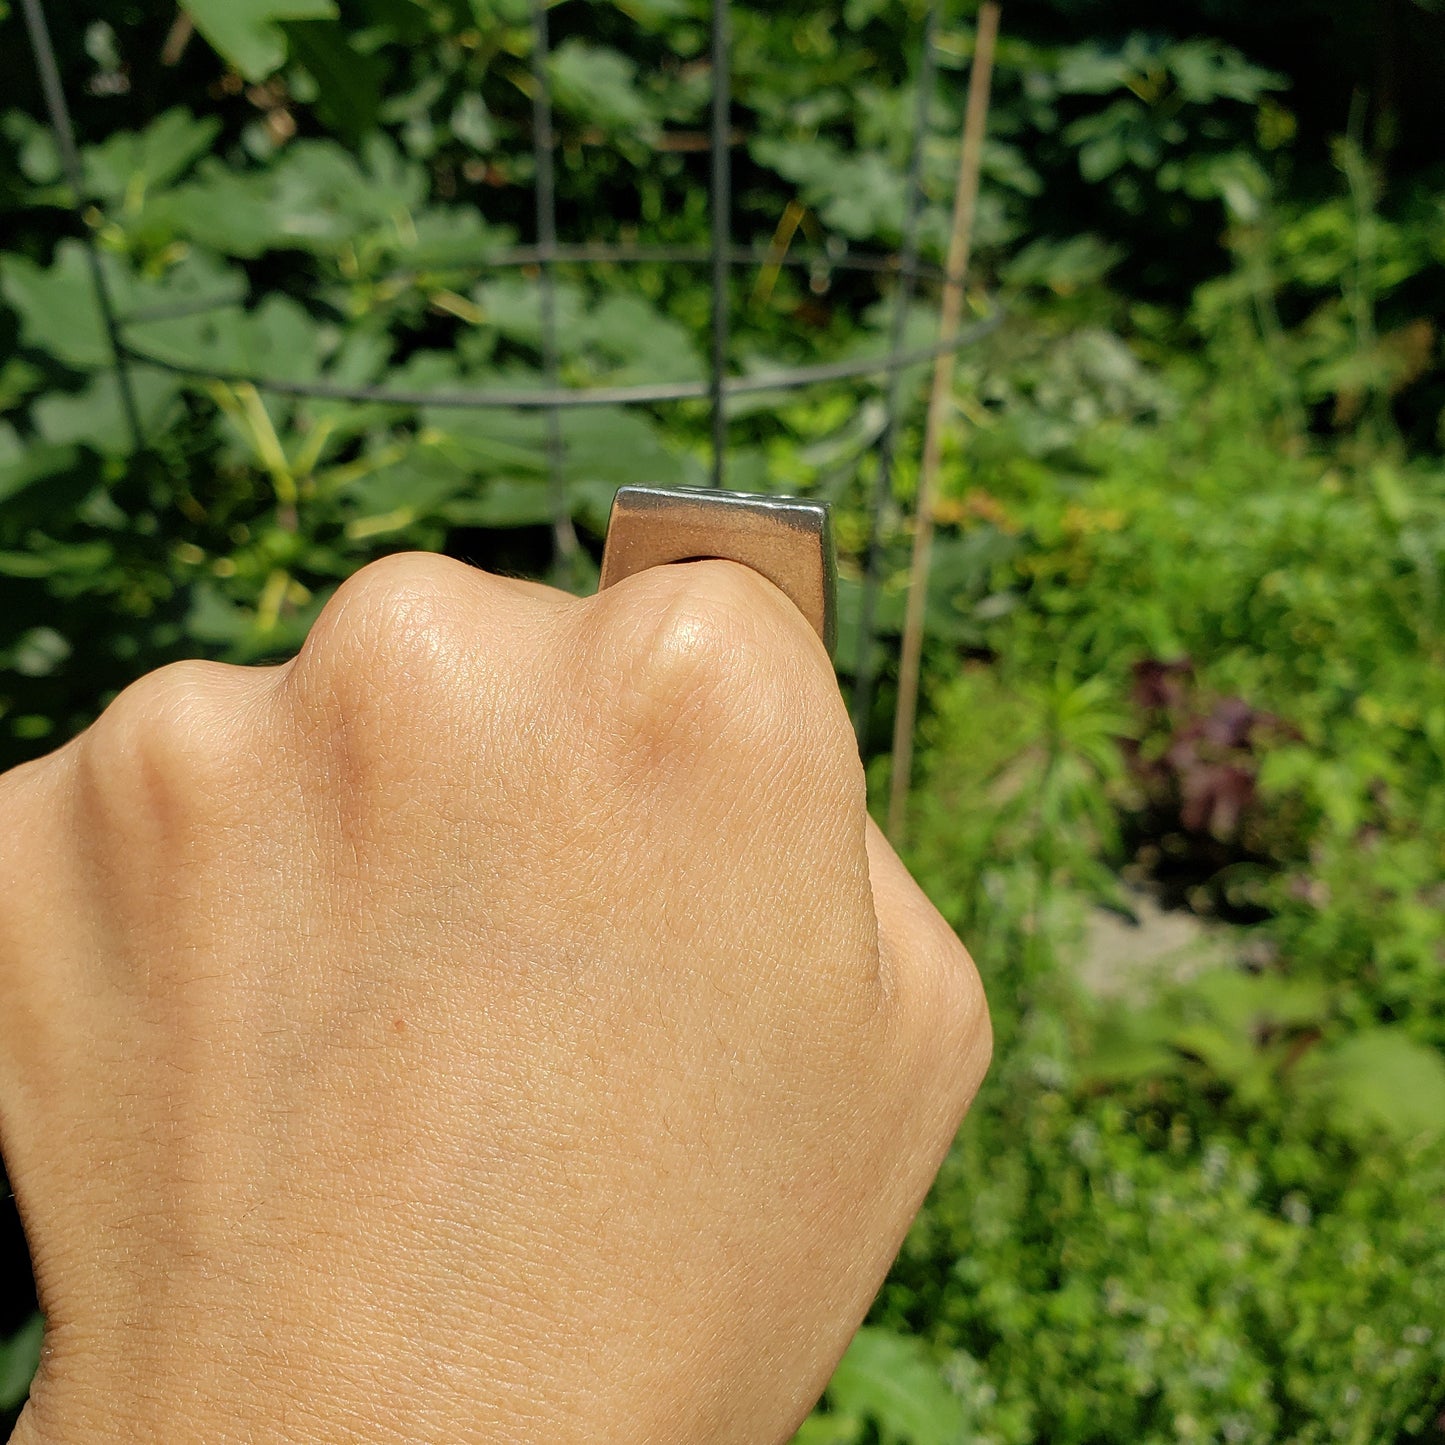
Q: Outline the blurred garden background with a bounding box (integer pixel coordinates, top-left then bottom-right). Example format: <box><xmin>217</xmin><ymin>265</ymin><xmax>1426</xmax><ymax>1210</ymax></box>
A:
<box><xmin>2</xmin><ymin>0</ymin><xmax>1444</xmax><ymax>1439</ymax></box>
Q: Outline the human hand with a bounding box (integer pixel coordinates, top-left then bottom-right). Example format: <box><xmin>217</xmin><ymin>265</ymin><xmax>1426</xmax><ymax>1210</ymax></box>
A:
<box><xmin>0</xmin><ymin>552</ymin><xmax>989</xmax><ymax>1444</ymax></box>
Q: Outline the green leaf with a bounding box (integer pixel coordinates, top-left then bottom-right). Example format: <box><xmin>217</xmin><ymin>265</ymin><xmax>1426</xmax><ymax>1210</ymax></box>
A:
<box><xmin>402</xmin><ymin>208</ymin><xmax>507</xmax><ymax>270</ymax></box>
<box><xmin>1188</xmin><ymin>969</ymin><xmax>1331</xmax><ymax>1034</ymax></box>
<box><xmin>1086</xmin><ymin>1006</ymin><xmax>1181</xmax><ymax>1085</ymax></box>
<box><xmin>470</xmin><ymin>277</ymin><xmax>586</xmax><ymax>348</ymax></box>
<box><xmin>791</xmin><ymin>1414</ymin><xmax>866</xmax><ymax>1445</ymax></box>
<box><xmin>420</xmin><ymin>409</ymin><xmax>548</xmax><ymax>475</ymax></box>
<box><xmin>0</xmin><ymin>541</ymin><xmax>114</xmax><ymax>579</ymax></box>
<box><xmin>1054</xmin><ymin>43</ymin><xmax>1134</xmax><ymax>95</ymax></box>
<box><xmin>440</xmin><ymin>478</ymin><xmax>553</xmax><ymax>528</ymax></box>
<box><xmin>422</xmin><ymin>406</ymin><xmax>686</xmax><ymax>492</ymax></box>
<box><xmin>1</xmin><ymin>112</ymin><xmax>62</xmax><ymax>186</ymax></box>
<box><xmin>1178</xmin><ymin>151</ymin><xmax>1271</xmax><ymax>222</ymax></box>
<box><xmin>825</xmin><ymin>1328</ymin><xmax>969</xmax><ymax>1445</ymax></box>
<box><xmin>1166</xmin><ymin>40</ymin><xmax>1285</xmax><ymax>105</ymax></box>
<box><xmin>284</xmin><ymin>21</ymin><xmax>386</xmax><ymax>142</ymax></box>
<box><xmin>1065</xmin><ymin>101</ymin><xmax>1154</xmax><ymax>182</ymax></box>
<box><xmin>31</xmin><ymin>366</ymin><xmax>181</xmax><ymax>456</ymax></box>
<box><xmin>0</xmin><ymin>1314</ymin><xmax>41</xmax><ymax>1411</ymax></box>
<box><xmin>7</xmin><ymin>626</ymin><xmax>72</xmax><ymax>678</ymax></box>
<box><xmin>1300</xmin><ymin>1029</ymin><xmax>1445</xmax><ymax>1145</ymax></box>
<box><xmin>1</xmin><ymin>243</ymin><xmax>246</xmax><ymax>373</ymax></box>
<box><xmin>1004</xmin><ymin>235</ymin><xmax>1124</xmax><ymax>293</ymax></box>
<box><xmin>135</xmin><ymin>295</ymin><xmax>324</xmax><ymax>384</ymax></box>
<box><xmin>1</xmin><ymin>243</ymin><xmax>112</xmax><ymax>368</ymax></box>
<box><xmin>341</xmin><ymin>451</ymin><xmax>474</xmax><ymax>519</ymax></box>
<box><xmin>549</xmin><ymin>41</ymin><xmax>660</xmax><ymax>137</ymax></box>
<box><xmin>450</xmin><ymin>94</ymin><xmax>496</xmax><ymax>153</ymax></box>
<box><xmin>149</xmin><ymin>170</ymin><xmax>297</xmax><ymax>259</ymax></box>
<box><xmin>181</xmin><ymin>0</ymin><xmax>338</xmax><ymax>82</ymax></box>
<box><xmin>557</xmin><ymin>408</ymin><xmax>688</xmax><ymax>490</ymax></box>
<box><xmin>84</xmin><ymin>108</ymin><xmax>220</xmax><ymax>208</ymax></box>
<box><xmin>1171</xmin><ymin>1021</ymin><xmax>1270</xmax><ymax>1095</ymax></box>
<box><xmin>153</xmin><ymin>138</ymin><xmax>426</xmax><ymax>258</ymax></box>
<box><xmin>750</xmin><ymin>138</ymin><xmax>909</xmax><ymax>242</ymax></box>
<box><xmin>613</xmin><ymin>0</ymin><xmax>700</xmax><ymax>28</ymax></box>
<box><xmin>0</xmin><ymin>446</ymin><xmax>86</xmax><ymax>535</ymax></box>
<box><xmin>468</xmin><ymin>0</ymin><xmax>531</xmax><ymax>23</ymax></box>
<box><xmin>186</xmin><ymin>581</ymin><xmax>255</xmax><ymax>645</ymax></box>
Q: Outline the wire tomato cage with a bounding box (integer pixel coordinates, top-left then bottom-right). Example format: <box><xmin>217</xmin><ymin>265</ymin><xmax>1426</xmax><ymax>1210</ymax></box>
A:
<box><xmin>17</xmin><ymin>0</ymin><xmax>1000</xmax><ymax>751</ymax></box>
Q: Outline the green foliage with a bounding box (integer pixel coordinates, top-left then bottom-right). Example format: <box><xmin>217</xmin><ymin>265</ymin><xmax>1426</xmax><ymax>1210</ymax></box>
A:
<box><xmin>1055</xmin><ymin>36</ymin><xmax>1282</xmax><ymax>206</ymax></box>
<box><xmin>181</xmin><ymin>0</ymin><xmax>339</xmax><ymax>84</ymax></box>
<box><xmin>861</xmin><ymin>290</ymin><xmax>1445</xmax><ymax>1441</ymax></box>
<box><xmin>880</xmin><ymin>1092</ymin><xmax>1445</xmax><ymax>1445</ymax></box>
<box><xmin>0</xmin><ymin>1315</ymin><xmax>40</xmax><ymax>1413</ymax></box>
<box><xmin>792</xmin><ymin>1328</ymin><xmax>969</xmax><ymax>1445</ymax></box>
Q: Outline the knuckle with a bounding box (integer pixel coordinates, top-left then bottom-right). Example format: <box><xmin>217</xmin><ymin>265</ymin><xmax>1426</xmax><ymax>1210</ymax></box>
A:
<box><xmin>76</xmin><ymin>659</ymin><xmax>258</xmax><ymax>832</ymax></box>
<box><xmin>91</xmin><ymin>660</ymin><xmax>232</xmax><ymax>767</ymax></box>
<box><xmin>296</xmin><ymin>552</ymin><xmax>472</xmax><ymax>692</ymax></box>
<box><xmin>912</xmin><ymin>927</ymin><xmax>992</xmax><ymax>1087</ymax></box>
<box><xmin>625</xmin><ymin>564</ymin><xmax>764</xmax><ymax>728</ymax></box>
<box><xmin>278</xmin><ymin>549</ymin><xmax>540</xmax><ymax>809</ymax></box>
<box><xmin>286</xmin><ymin>552</ymin><xmax>477</xmax><ymax>738</ymax></box>
<box><xmin>589</xmin><ymin>560</ymin><xmax>843</xmax><ymax>780</ymax></box>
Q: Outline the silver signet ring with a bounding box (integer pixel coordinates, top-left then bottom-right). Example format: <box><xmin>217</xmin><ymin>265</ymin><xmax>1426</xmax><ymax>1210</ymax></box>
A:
<box><xmin>597</xmin><ymin>486</ymin><xmax>837</xmax><ymax>658</ymax></box>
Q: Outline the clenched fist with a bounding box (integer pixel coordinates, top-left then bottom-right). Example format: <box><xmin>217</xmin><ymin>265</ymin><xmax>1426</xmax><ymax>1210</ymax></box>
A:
<box><xmin>0</xmin><ymin>553</ymin><xmax>989</xmax><ymax>1444</ymax></box>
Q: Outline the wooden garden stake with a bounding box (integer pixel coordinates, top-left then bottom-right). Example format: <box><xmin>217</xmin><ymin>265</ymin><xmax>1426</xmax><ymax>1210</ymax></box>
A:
<box><xmin>886</xmin><ymin>0</ymin><xmax>1001</xmax><ymax>844</ymax></box>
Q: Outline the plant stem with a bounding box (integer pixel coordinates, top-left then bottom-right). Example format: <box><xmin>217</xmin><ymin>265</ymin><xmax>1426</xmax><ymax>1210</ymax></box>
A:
<box><xmin>886</xmin><ymin>0</ymin><xmax>1001</xmax><ymax>845</ymax></box>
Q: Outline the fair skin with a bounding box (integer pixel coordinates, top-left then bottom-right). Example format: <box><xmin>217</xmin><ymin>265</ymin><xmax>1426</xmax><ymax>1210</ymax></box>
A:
<box><xmin>0</xmin><ymin>552</ymin><xmax>990</xmax><ymax>1444</ymax></box>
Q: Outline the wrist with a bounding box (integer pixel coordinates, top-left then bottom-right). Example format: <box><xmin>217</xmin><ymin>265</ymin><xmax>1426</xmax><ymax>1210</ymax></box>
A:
<box><xmin>7</xmin><ymin>1327</ymin><xmax>715</xmax><ymax>1445</ymax></box>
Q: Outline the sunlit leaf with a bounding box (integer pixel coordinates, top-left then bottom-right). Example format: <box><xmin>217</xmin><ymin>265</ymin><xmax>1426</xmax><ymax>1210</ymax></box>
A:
<box><xmin>32</xmin><ymin>366</ymin><xmax>181</xmax><ymax>455</ymax></box>
<box><xmin>1300</xmin><ymin>1029</ymin><xmax>1445</xmax><ymax>1145</ymax></box>
<box><xmin>825</xmin><ymin>1328</ymin><xmax>969</xmax><ymax>1445</ymax></box>
<box><xmin>180</xmin><ymin>0</ymin><xmax>337</xmax><ymax>82</ymax></box>
<box><xmin>549</xmin><ymin>41</ymin><xmax>660</xmax><ymax>137</ymax></box>
<box><xmin>84</xmin><ymin>108</ymin><xmax>220</xmax><ymax>207</ymax></box>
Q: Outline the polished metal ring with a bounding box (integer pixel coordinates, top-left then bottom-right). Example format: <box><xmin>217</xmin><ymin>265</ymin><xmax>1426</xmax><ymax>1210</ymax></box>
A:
<box><xmin>598</xmin><ymin>486</ymin><xmax>837</xmax><ymax>657</ymax></box>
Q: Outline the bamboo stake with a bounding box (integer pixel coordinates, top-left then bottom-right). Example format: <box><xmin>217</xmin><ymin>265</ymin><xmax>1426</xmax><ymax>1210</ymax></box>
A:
<box><xmin>886</xmin><ymin>0</ymin><xmax>1001</xmax><ymax>845</ymax></box>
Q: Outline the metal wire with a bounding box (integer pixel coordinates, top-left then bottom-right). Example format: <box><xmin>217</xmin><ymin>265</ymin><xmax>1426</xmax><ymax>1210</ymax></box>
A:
<box><xmin>707</xmin><ymin>0</ymin><xmax>732</xmax><ymax>487</ymax></box>
<box><xmin>851</xmin><ymin>4</ymin><xmax>940</xmax><ymax>743</ymax></box>
<box><xmin>118</xmin><ymin>314</ymin><xmax>1000</xmax><ymax>409</ymax></box>
<box><xmin>443</xmin><ymin>241</ymin><xmax>949</xmax><ymax>279</ymax></box>
<box><xmin>18</xmin><ymin>0</ymin><xmax>145</xmax><ymax>452</ymax></box>
<box><xmin>116</xmin><ymin>247</ymin><xmax>958</xmax><ymax>329</ymax></box>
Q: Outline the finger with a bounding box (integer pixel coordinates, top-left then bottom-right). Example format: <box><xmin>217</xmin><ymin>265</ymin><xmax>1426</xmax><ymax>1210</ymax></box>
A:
<box><xmin>864</xmin><ymin>815</ymin><xmax>992</xmax><ymax>1103</ymax></box>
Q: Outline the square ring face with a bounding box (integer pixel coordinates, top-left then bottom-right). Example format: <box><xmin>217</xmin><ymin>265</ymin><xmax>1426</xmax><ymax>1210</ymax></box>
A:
<box><xmin>597</xmin><ymin>486</ymin><xmax>837</xmax><ymax>656</ymax></box>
